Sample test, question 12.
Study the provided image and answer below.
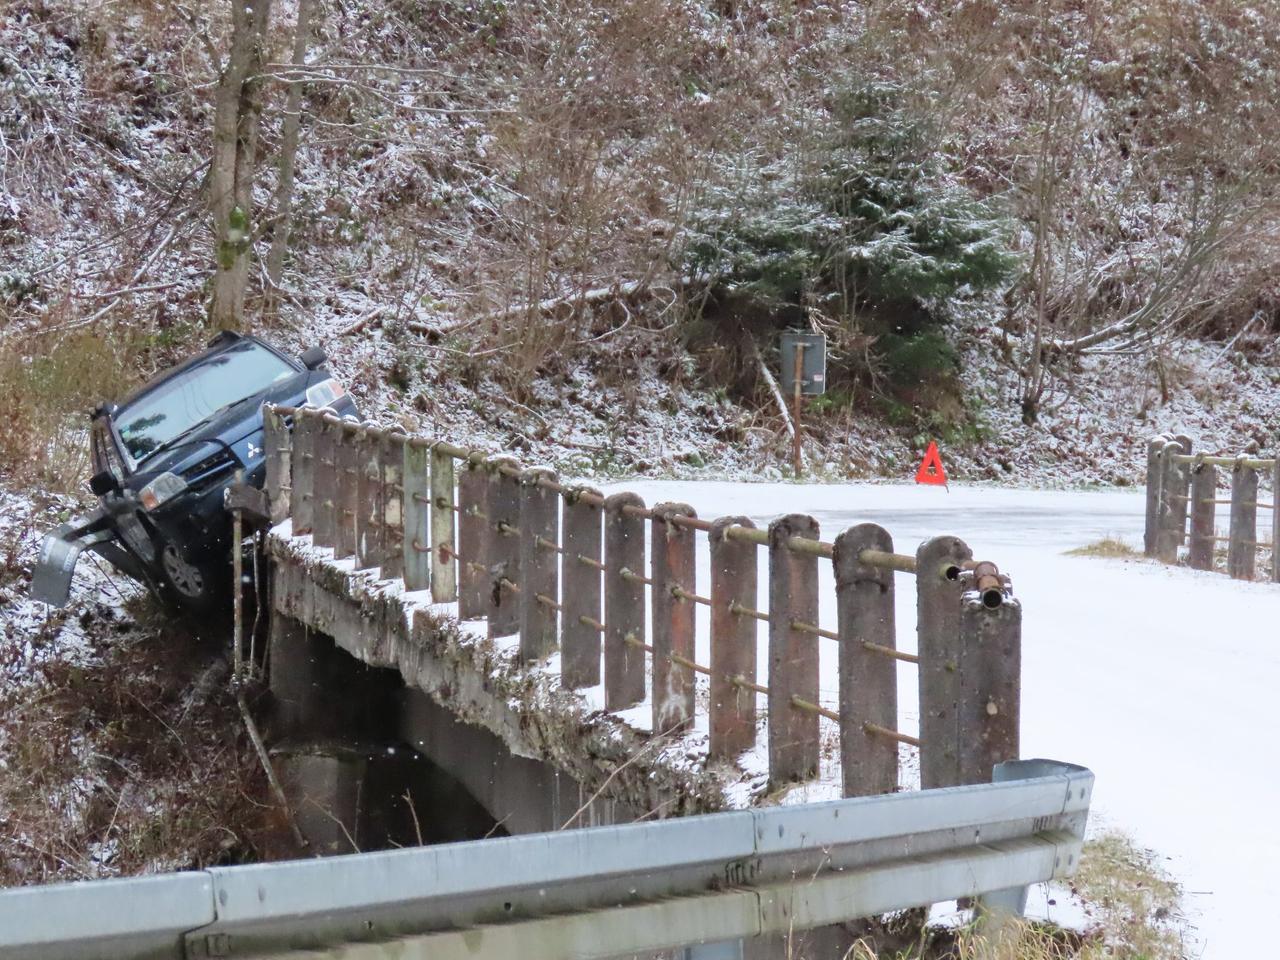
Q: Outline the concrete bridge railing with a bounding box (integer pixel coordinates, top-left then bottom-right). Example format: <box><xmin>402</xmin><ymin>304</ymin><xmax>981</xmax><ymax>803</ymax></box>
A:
<box><xmin>263</xmin><ymin>405</ymin><xmax>1022</xmax><ymax>798</ymax></box>
<box><xmin>1145</xmin><ymin>433</ymin><xmax>1280</xmax><ymax>580</ymax></box>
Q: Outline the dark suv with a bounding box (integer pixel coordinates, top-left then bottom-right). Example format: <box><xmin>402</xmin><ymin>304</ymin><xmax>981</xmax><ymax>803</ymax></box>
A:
<box><xmin>32</xmin><ymin>331</ymin><xmax>358</xmax><ymax>611</ymax></box>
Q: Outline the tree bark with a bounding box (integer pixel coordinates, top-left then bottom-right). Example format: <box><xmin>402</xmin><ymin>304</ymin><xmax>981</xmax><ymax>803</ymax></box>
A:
<box><xmin>209</xmin><ymin>0</ymin><xmax>274</xmax><ymax>330</ymax></box>
<box><xmin>265</xmin><ymin>0</ymin><xmax>315</xmax><ymax>313</ymax></box>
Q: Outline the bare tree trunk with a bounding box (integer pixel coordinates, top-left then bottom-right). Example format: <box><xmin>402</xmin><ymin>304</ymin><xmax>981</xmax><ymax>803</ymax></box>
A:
<box><xmin>264</xmin><ymin>0</ymin><xmax>315</xmax><ymax>314</ymax></box>
<box><xmin>210</xmin><ymin>0</ymin><xmax>274</xmax><ymax>330</ymax></box>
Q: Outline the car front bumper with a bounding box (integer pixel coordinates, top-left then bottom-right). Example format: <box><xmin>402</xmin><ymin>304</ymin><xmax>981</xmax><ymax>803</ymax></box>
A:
<box><xmin>30</xmin><ymin>502</ymin><xmax>154</xmax><ymax>607</ymax></box>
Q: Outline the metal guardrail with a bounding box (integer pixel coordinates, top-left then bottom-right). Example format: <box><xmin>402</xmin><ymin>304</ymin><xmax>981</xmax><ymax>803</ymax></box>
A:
<box><xmin>0</xmin><ymin>759</ymin><xmax>1093</xmax><ymax>960</ymax></box>
<box><xmin>258</xmin><ymin>404</ymin><xmax>1022</xmax><ymax>797</ymax></box>
<box><xmin>1145</xmin><ymin>433</ymin><xmax>1280</xmax><ymax>581</ymax></box>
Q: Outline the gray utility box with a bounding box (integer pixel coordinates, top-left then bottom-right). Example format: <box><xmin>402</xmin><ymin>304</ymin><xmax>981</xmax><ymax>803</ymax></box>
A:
<box><xmin>779</xmin><ymin>331</ymin><xmax>827</xmax><ymax>396</ymax></box>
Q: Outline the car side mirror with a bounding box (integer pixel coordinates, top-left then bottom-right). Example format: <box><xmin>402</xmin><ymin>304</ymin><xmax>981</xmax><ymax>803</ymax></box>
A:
<box><xmin>300</xmin><ymin>346</ymin><xmax>327</xmax><ymax>370</ymax></box>
<box><xmin>89</xmin><ymin>471</ymin><xmax>121</xmax><ymax>497</ymax></box>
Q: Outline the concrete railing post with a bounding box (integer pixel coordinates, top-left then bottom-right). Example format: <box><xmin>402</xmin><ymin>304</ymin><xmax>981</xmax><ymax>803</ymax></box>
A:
<box><xmin>402</xmin><ymin>439</ymin><xmax>431</xmax><ymax>592</ymax></box>
<box><xmin>709</xmin><ymin>518</ymin><xmax>757</xmax><ymax>762</ymax></box>
<box><xmin>486</xmin><ymin>458</ymin><xmax>522</xmax><ymax>639</ymax></box>
<box><xmin>916</xmin><ymin>536</ymin><xmax>973</xmax><ymax>790</ymax></box>
<box><xmin>311</xmin><ymin>416</ymin><xmax>338</xmax><ymax>549</ymax></box>
<box><xmin>833</xmin><ymin>523</ymin><xmax>898</xmax><ymax>798</ymax></box>
<box><xmin>768</xmin><ymin>515</ymin><xmax>820</xmax><ymax>788</ymax></box>
<box><xmin>353</xmin><ymin>426</ymin><xmax>383</xmax><ymax>570</ymax></box>
<box><xmin>956</xmin><ymin>581</ymin><xmax>1021</xmax><ymax>786</ymax></box>
<box><xmin>1156</xmin><ymin>438</ymin><xmax>1190</xmax><ymax>563</ymax></box>
<box><xmin>1187</xmin><ymin>457</ymin><xmax>1216</xmax><ymax>571</ymax></box>
<box><xmin>457</xmin><ymin>461</ymin><xmax>488</xmax><ymax>620</ymax></box>
<box><xmin>379</xmin><ymin>430</ymin><xmax>406</xmax><ymax>581</ymax></box>
<box><xmin>604</xmin><ymin>493</ymin><xmax>646</xmax><ymax>710</ymax></box>
<box><xmin>561</xmin><ymin>487</ymin><xmax>603</xmax><ymax>689</ymax></box>
<box><xmin>1228</xmin><ymin>456</ymin><xmax>1258</xmax><ymax>580</ymax></box>
<box><xmin>262</xmin><ymin>406</ymin><xmax>292</xmax><ymax>523</ymax></box>
<box><xmin>290</xmin><ymin>410</ymin><xmax>319</xmax><ymax>536</ymax></box>
<box><xmin>333</xmin><ymin>421</ymin><xmax>361</xmax><ymax>562</ymax></box>
<box><xmin>651</xmin><ymin>503</ymin><xmax>697</xmax><ymax>734</ymax></box>
<box><xmin>1143</xmin><ymin>437</ymin><xmax>1165</xmax><ymax>558</ymax></box>
<box><xmin>429</xmin><ymin>446</ymin><xmax>457</xmax><ymax>602</ymax></box>
<box><xmin>518</xmin><ymin>468</ymin><xmax>559</xmax><ymax>663</ymax></box>
<box><xmin>1174</xmin><ymin>435</ymin><xmax>1195</xmax><ymax>550</ymax></box>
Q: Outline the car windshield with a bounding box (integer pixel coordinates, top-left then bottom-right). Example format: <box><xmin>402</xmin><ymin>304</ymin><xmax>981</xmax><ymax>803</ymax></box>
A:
<box><xmin>115</xmin><ymin>340</ymin><xmax>295</xmax><ymax>466</ymax></box>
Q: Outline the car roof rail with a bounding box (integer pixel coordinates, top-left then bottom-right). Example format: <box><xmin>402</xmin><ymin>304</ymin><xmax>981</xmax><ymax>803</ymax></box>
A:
<box><xmin>206</xmin><ymin>329</ymin><xmax>243</xmax><ymax>349</ymax></box>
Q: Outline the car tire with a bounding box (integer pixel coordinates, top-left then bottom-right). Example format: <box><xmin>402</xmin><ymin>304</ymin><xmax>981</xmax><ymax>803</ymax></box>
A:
<box><xmin>158</xmin><ymin>542</ymin><xmax>224</xmax><ymax>616</ymax></box>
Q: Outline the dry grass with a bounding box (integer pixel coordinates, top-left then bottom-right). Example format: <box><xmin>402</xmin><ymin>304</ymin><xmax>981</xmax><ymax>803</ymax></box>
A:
<box><xmin>1068</xmin><ymin>832</ymin><xmax>1185</xmax><ymax>960</ymax></box>
<box><xmin>1064</xmin><ymin>538</ymin><xmax>1139</xmax><ymax>559</ymax></box>
<box><xmin>822</xmin><ymin>833</ymin><xmax>1185</xmax><ymax>959</ymax></box>
<box><xmin>0</xmin><ymin>323</ymin><xmax>202</xmax><ymax>494</ymax></box>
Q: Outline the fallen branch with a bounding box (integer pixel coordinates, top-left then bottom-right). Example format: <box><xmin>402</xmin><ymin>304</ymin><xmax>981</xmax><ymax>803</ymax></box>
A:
<box><xmin>744</xmin><ymin>335</ymin><xmax>806</xmax><ymax>471</ymax></box>
<box><xmin>558</xmin><ymin>720</ymin><xmax>684</xmax><ymax>830</ymax></box>
<box><xmin>414</xmin><ymin>278</ymin><xmax>663</xmax><ymax>339</ymax></box>
<box><xmin>74</xmin><ymin>281</ymin><xmax>182</xmax><ymax>300</ymax></box>
<box><xmin>337</xmin><ymin>306</ymin><xmax>388</xmax><ymax>338</ymax></box>
<box><xmin>235</xmin><ymin>692</ymin><xmax>308</xmax><ymax>850</ymax></box>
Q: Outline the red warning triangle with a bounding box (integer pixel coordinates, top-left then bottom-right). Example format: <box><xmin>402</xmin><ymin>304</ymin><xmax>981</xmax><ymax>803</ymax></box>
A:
<box><xmin>915</xmin><ymin>441</ymin><xmax>948</xmax><ymax>486</ymax></box>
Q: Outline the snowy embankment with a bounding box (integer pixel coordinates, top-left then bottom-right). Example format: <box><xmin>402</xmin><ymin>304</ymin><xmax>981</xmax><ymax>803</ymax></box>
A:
<box><xmin>599</xmin><ymin>480</ymin><xmax>1258</xmax><ymax>959</ymax></box>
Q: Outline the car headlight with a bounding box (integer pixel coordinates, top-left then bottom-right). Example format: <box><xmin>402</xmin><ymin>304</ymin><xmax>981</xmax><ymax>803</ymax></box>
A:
<box><xmin>305</xmin><ymin>378</ymin><xmax>347</xmax><ymax>409</ymax></box>
<box><xmin>138</xmin><ymin>472</ymin><xmax>188</xmax><ymax>511</ymax></box>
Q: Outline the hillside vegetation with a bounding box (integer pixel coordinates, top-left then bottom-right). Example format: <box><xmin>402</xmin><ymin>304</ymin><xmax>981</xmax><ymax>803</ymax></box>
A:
<box><xmin>0</xmin><ymin>7</ymin><xmax>1227</xmax><ymax>951</ymax></box>
<box><xmin>4</xmin><ymin>0</ymin><xmax>1280</xmax><ymax>488</ymax></box>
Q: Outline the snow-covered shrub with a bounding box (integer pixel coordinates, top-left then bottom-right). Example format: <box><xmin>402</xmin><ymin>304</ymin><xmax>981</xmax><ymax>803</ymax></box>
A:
<box><xmin>681</xmin><ymin>77</ymin><xmax>1018</xmax><ymax>397</ymax></box>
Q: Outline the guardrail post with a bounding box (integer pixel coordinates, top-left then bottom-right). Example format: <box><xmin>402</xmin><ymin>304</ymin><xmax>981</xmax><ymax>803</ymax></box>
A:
<box><xmin>402</xmin><ymin>439</ymin><xmax>431</xmax><ymax>592</ymax></box>
<box><xmin>604</xmin><ymin>493</ymin><xmax>646</xmax><ymax>710</ymax></box>
<box><xmin>379</xmin><ymin>430</ymin><xmax>406</xmax><ymax>581</ymax></box>
<box><xmin>263</xmin><ymin>406</ymin><xmax>292</xmax><ymax>523</ymax></box>
<box><xmin>1228</xmin><ymin>455</ymin><xmax>1258</xmax><ymax>580</ymax></box>
<box><xmin>290</xmin><ymin>410</ymin><xmax>319</xmax><ymax>536</ymax></box>
<box><xmin>956</xmin><ymin>581</ymin><xmax>1021</xmax><ymax>786</ymax></box>
<box><xmin>561</xmin><ymin>487</ymin><xmax>603</xmax><ymax>689</ymax></box>
<box><xmin>834</xmin><ymin>523</ymin><xmax>897</xmax><ymax>798</ymax></box>
<box><xmin>353</xmin><ymin>426</ymin><xmax>383</xmax><ymax>570</ymax></box>
<box><xmin>311</xmin><ymin>416</ymin><xmax>338</xmax><ymax>549</ymax></box>
<box><xmin>768</xmin><ymin>514</ymin><xmax>820</xmax><ymax>787</ymax></box>
<box><xmin>1143</xmin><ymin>436</ymin><xmax>1165</xmax><ymax>557</ymax></box>
<box><xmin>1273</xmin><ymin>456</ymin><xmax>1280</xmax><ymax>584</ymax></box>
<box><xmin>917</xmin><ymin>535</ymin><xmax>973</xmax><ymax>790</ymax></box>
<box><xmin>457</xmin><ymin>461</ymin><xmax>488</xmax><ymax>619</ymax></box>
<box><xmin>1156</xmin><ymin>438</ymin><xmax>1190</xmax><ymax>563</ymax></box>
<box><xmin>1187</xmin><ymin>457</ymin><xmax>1216</xmax><ymax>571</ymax></box>
<box><xmin>709</xmin><ymin>517</ymin><xmax>757</xmax><ymax>761</ymax></box>
<box><xmin>486</xmin><ymin>458</ymin><xmax>522</xmax><ymax>639</ymax></box>
<box><xmin>519</xmin><ymin>468</ymin><xmax>558</xmax><ymax>663</ymax></box>
<box><xmin>430</xmin><ymin>446</ymin><xmax>457</xmax><ymax>602</ymax></box>
<box><xmin>652</xmin><ymin>503</ymin><xmax>697</xmax><ymax>734</ymax></box>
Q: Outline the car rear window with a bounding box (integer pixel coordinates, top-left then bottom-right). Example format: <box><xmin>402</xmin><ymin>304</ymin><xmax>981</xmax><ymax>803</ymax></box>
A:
<box><xmin>115</xmin><ymin>340</ymin><xmax>296</xmax><ymax>465</ymax></box>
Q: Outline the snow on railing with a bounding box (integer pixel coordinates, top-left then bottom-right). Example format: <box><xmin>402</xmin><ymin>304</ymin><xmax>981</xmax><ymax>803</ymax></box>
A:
<box><xmin>262</xmin><ymin>405</ymin><xmax>1022</xmax><ymax>796</ymax></box>
<box><xmin>1145</xmin><ymin>433</ymin><xmax>1280</xmax><ymax>581</ymax></box>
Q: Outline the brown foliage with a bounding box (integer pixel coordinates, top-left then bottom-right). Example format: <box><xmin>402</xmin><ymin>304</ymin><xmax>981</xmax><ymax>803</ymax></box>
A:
<box><xmin>0</xmin><ymin>603</ymin><xmax>272</xmax><ymax>885</ymax></box>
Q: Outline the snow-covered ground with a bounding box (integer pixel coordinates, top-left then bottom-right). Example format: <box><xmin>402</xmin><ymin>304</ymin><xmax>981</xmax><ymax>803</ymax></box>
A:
<box><xmin>604</xmin><ymin>479</ymin><xmax>1261</xmax><ymax>959</ymax></box>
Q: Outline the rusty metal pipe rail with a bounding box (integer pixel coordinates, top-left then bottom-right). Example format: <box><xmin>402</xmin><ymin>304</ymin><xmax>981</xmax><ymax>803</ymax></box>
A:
<box><xmin>287</xmin><ymin>405</ymin><xmax>1011</xmax><ymax>583</ymax></box>
<box><xmin>613</xmin><ymin>638</ymin><xmax>922</xmax><ymax>743</ymax></box>
<box><xmin>1173</xmin><ymin>453</ymin><xmax>1276</xmax><ymax>469</ymax></box>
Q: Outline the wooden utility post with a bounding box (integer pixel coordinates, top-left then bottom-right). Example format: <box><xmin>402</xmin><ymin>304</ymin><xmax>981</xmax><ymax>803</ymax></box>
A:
<box><xmin>792</xmin><ymin>342</ymin><xmax>805</xmax><ymax>479</ymax></box>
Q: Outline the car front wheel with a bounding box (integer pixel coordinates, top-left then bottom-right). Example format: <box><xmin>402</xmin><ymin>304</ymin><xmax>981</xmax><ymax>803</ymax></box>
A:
<box><xmin>159</xmin><ymin>542</ymin><xmax>222</xmax><ymax>613</ymax></box>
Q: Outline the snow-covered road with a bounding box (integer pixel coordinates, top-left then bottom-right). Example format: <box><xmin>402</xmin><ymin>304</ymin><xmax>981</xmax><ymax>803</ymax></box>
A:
<box><xmin>607</xmin><ymin>480</ymin><xmax>1268</xmax><ymax>959</ymax></box>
